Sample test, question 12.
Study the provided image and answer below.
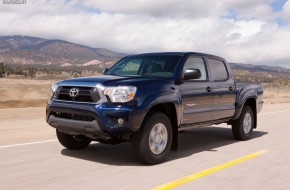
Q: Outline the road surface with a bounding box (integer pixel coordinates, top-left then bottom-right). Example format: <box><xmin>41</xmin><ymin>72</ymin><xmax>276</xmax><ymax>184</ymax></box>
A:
<box><xmin>1</xmin><ymin>103</ymin><xmax>290</xmax><ymax>190</ymax></box>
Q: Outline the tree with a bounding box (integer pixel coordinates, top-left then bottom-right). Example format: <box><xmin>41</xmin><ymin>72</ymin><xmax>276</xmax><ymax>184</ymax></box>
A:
<box><xmin>4</xmin><ymin>64</ymin><xmax>13</xmax><ymax>76</ymax></box>
<box><xmin>27</xmin><ymin>67</ymin><xmax>37</xmax><ymax>77</ymax></box>
<box><xmin>0</xmin><ymin>62</ymin><xmax>5</xmax><ymax>77</ymax></box>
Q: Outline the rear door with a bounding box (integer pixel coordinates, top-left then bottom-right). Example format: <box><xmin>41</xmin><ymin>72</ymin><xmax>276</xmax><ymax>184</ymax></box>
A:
<box><xmin>207</xmin><ymin>58</ymin><xmax>236</xmax><ymax>120</ymax></box>
<box><xmin>180</xmin><ymin>56</ymin><xmax>213</xmax><ymax>124</ymax></box>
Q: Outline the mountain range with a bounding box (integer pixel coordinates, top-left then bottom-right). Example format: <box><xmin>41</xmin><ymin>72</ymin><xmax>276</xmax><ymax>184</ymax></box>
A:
<box><xmin>229</xmin><ymin>63</ymin><xmax>290</xmax><ymax>74</ymax></box>
<box><xmin>0</xmin><ymin>35</ymin><xmax>125</xmax><ymax>67</ymax></box>
<box><xmin>0</xmin><ymin>35</ymin><xmax>290</xmax><ymax>76</ymax></box>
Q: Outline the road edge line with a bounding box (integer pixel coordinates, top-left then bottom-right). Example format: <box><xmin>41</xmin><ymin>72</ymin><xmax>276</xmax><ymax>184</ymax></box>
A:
<box><xmin>258</xmin><ymin>110</ymin><xmax>290</xmax><ymax>115</ymax></box>
<box><xmin>0</xmin><ymin>139</ymin><xmax>57</xmax><ymax>149</ymax></box>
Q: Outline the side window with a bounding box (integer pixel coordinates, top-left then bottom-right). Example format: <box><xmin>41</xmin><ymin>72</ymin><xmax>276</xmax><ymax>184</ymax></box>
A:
<box><xmin>207</xmin><ymin>59</ymin><xmax>228</xmax><ymax>81</ymax></box>
<box><xmin>183</xmin><ymin>57</ymin><xmax>207</xmax><ymax>80</ymax></box>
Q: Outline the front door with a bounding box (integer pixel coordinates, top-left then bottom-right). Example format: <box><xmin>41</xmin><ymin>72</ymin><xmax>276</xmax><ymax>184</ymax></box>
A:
<box><xmin>180</xmin><ymin>56</ymin><xmax>213</xmax><ymax>124</ymax></box>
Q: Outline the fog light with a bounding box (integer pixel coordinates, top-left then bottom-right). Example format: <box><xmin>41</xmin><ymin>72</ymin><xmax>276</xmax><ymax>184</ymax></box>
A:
<box><xmin>118</xmin><ymin>118</ymin><xmax>124</xmax><ymax>125</ymax></box>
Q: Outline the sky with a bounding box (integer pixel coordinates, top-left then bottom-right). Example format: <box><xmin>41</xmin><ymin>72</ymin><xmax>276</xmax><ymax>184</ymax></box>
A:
<box><xmin>0</xmin><ymin>0</ymin><xmax>290</xmax><ymax>68</ymax></box>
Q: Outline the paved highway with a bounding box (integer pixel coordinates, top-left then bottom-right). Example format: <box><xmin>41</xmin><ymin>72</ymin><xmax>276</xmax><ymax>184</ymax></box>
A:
<box><xmin>1</xmin><ymin>103</ymin><xmax>290</xmax><ymax>190</ymax></box>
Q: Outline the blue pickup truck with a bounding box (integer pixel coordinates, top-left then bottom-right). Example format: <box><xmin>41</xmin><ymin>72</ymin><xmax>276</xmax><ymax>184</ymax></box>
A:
<box><xmin>46</xmin><ymin>52</ymin><xmax>263</xmax><ymax>164</ymax></box>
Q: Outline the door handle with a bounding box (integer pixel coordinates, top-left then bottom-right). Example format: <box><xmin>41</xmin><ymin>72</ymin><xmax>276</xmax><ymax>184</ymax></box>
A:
<box><xmin>206</xmin><ymin>86</ymin><xmax>212</xmax><ymax>92</ymax></box>
<box><xmin>229</xmin><ymin>86</ymin><xmax>233</xmax><ymax>91</ymax></box>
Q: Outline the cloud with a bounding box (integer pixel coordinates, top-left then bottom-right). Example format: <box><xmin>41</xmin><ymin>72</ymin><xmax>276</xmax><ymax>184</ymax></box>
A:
<box><xmin>283</xmin><ymin>0</ymin><xmax>290</xmax><ymax>21</ymax></box>
<box><xmin>228</xmin><ymin>20</ymin><xmax>266</xmax><ymax>39</ymax></box>
<box><xmin>79</xmin><ymin>0</ymin><xmax>220</xmax><ymax>18</ymax></box>
<box><xmin>0</xmin><ymin>0</ymin><xmax>289</xmax><ymax>68</ymax></box>
<box><xmin>79</xmin><ymin>0</ymin><xmax>276</xmax><ymax>19</ymax></box>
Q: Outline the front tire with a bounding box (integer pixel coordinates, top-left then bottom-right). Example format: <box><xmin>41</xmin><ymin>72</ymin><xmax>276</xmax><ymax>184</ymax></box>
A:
<box><xmin>133</xmin><ymin>112</ymin><xmax>173</xmax><ymax>165</ymax></box>
<box><xmin>232</xmin><ymin>106</ymin><xmax>254</xmax><ymax>140</ymax></box>
<box><xmin>56</xmin><ymin>130</ymin><xmax>91</xmax><ymax>150</ymax></box>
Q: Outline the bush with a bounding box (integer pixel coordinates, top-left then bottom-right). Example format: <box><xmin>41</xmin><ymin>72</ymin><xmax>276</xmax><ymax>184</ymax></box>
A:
<box><xmin>0</xmin><ymin>62</ymin><xmax>4</xmax><ymax>77</ymax></box>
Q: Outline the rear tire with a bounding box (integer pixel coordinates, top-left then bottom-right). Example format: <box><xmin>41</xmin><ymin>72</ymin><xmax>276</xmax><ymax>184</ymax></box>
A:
<box><xmin>133</xmin><ymin>112</ymin><xmax>173</xmax><ymax>165</ymax></box>
<box><xmin>56</xmin><ymin>130</ymin><xmax>91</xmax><ymax>150</ymax></box>
<box><xmin>232</xmin><ymin>106</ymin><xmax>254</xmax><ymax>140</ymax></box>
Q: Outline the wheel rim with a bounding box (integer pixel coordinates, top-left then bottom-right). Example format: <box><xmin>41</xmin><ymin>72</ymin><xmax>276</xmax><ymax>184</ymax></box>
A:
<box><xmin>149</xmin><ymin>123</ymin><xmax>168</xmax><ymax>155</ymax></box>
<box><xmin>243</xmin><ymin>112</ymin><xmax>252</xmax><ymax>134</ymax></box>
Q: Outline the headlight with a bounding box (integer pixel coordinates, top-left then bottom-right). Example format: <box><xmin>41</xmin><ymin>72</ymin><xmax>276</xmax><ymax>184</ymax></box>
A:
<box><xmin>50</xmin><ymin>83</ymin><xmax>58</xmax><ymax>99</ymax></box>
<box><xmin>103</xmin><ymin>86</ymin><xmax>137</xmax><ymax>103</ymax></box>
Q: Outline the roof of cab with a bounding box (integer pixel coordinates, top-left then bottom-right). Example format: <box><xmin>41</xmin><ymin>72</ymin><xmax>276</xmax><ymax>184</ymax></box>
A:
<box><xmin>130</xmin><ymin>52</ymin><xmax>226</xmax><ymax>61</ymax></box>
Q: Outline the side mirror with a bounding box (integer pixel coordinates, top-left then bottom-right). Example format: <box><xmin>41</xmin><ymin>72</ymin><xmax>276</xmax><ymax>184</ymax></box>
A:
<box><xmin>184</xmin><ymin>68</ymin><xmax>201</xmax><ymax>80</ymax></box>
<box><xmin>102</xmin><ymin>68</ymin><xmax>109</xmax><ymax>74</ymax></box>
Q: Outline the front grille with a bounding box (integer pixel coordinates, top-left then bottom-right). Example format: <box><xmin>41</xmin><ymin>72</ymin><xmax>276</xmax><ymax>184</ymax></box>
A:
<box><xmin>58</xmin><ymin>94</ymin><xmax>93</xmax><ymax>102</ymax></box>
<box><xmin>55</xmin><ymin>86</ymin><xmax>100</xmax><ymax>103</ymax></box>
<box><xmin>54</xmin><ymin>112</ymin><xmax>95</xmax><ymax>122</ymax></box>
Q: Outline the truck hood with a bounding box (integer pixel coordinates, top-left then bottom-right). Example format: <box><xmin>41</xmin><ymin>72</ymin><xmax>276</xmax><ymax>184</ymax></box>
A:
<box><xmin>57</xmin><ymin>75</ymin><xmax>172</xmax><ymax>87</ymax></box>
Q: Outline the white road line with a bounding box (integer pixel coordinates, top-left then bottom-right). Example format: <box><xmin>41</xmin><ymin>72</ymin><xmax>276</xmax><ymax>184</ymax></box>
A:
<box><xmin>0</xmin><ymin>139</ymin><xmax>57</xmax><ymax>149</ymax></box>
<box><xmin>259</xmin><ymin>110</ymin><xmax>290</xmax><ymax>115</ymax></box>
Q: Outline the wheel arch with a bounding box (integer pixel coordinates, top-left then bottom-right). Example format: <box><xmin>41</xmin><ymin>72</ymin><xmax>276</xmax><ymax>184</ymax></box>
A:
<box><xmin>142</xmin><ymin>102</ymin><xmax>179</xmax><ymax>151</ymax></box>
<box><xmin>232</xmin><ymin>97</ymin><xmax>257</xmax><ymax>128</ymax></box>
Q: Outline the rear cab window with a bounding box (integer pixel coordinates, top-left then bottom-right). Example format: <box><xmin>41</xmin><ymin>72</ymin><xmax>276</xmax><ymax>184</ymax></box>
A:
<box><xmin>207</xmin><ymin>58</ymin><xmax>229</xmax><ymax>81</ymax></box>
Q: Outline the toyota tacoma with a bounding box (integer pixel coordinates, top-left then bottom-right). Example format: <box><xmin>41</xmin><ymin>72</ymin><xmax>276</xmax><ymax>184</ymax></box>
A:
<box><xmin>46</xmin><ymin>52</ymin><xmax>263</xmax><ymax>164</ymax></box>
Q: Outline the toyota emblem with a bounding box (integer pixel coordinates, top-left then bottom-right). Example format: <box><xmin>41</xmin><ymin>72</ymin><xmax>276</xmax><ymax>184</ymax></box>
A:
<box><xmin>69</xmin><ymin>88</ymin><xmax>79</xmax><ymax>97</ymax></box>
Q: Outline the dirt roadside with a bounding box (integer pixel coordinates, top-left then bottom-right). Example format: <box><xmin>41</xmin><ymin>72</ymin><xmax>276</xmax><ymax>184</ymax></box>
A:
<box><xmin>0</xmin><ymin>107</ymin><xmax>55</xmax><ymax>146</ymax></box>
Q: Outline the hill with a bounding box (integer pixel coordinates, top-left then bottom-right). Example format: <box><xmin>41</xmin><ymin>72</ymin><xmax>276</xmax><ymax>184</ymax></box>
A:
<box><xmin>0</xmin><ymin>35</ymin><xmax>125</xmax><ymax>66</ymax></box>
<box><xmin>229</xmin><ymin>63</ymin><xmax>290</xmax><ymax>83</ymax></box>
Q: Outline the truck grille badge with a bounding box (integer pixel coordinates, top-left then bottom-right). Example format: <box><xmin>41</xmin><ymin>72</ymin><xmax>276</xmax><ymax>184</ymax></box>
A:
<box><xmin>69</xmin><ymin>88</ymin><xmax>80</xmax><ymax>97</ymax></box>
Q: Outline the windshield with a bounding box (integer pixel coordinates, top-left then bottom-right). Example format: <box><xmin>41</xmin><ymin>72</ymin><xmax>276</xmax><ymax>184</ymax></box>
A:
<box><xmin>106</xmin><ymin>55</ymin><xmax>181</xmax><ymax>77</ymax></box>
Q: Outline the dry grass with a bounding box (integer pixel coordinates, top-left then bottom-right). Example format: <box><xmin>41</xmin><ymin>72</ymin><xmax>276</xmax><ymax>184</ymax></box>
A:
<box><xmin>262</xmin><ymin>86</ymin><xmax>290</xmax><ymax>104</ymax></box>
<box><xmin>1</xmin><ymin>78</ymin><xmax>290</xmax><ymax>108</ymax></box>
<box><xmin>0</xmin><ymin>78</ymin><xmax>55</xmax><ymax>108</ymax></box>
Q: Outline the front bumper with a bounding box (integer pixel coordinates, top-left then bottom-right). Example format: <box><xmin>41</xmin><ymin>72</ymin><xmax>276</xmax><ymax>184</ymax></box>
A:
<box><xmin>48</xmin><ymin>115</ymin><xmax>102</xmax><ymax>135</ymax></box>
<box><xmin>46</xmin><ymin>100</ymin><xmax>144</xmax><ymax>137</ymax></box>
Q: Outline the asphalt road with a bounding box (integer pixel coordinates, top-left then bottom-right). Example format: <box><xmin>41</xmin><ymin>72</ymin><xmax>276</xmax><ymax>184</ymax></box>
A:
<box><xmin>1</xmin><ymin>103</ymin><xmax>290</xmax><ymax>190</ymax></box>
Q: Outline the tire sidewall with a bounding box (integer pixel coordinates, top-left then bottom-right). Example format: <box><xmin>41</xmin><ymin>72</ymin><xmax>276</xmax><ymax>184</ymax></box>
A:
<box><xmin>56</xmin><ymin>129</ymin><xmax>91</xmax><ymax>150</ymax></box>
<box><xmin>239</xmin><ymin>106</ymin><xmax>254</xmax><ymax>139</ymax></box>
<box><xmin>134</xmin><ymin>112</ymin><xmax>173</xmax><ymax>164</ymax></box>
